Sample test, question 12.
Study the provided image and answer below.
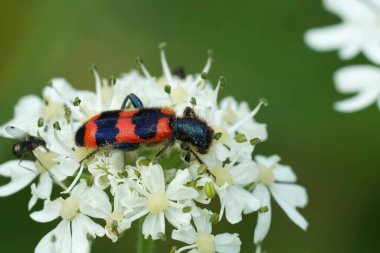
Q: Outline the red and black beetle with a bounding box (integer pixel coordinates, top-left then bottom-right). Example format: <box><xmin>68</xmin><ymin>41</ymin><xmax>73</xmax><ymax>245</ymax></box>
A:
<box><xmin>75</xmin><ymin>94</ymin><xmax>214</xmax><ymax>163</ymax></box>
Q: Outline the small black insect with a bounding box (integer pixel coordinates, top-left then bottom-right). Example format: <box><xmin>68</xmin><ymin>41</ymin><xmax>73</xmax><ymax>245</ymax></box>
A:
<box><xmin>6</xmin><ymin>126</ymin><xmax>47</xmax><ymax>161</ymax></box>
<box><xmin>172</xmin><ymin>66</ymin><xmax>187</xmax><ymax>79</ymax></box>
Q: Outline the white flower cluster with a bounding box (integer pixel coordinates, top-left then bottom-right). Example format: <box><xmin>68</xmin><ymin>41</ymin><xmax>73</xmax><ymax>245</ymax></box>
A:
<box><xmin>305</xmin><ymin>0</ymin><xmax>380</xmax><ymax>112</ymax></box>
<box><xmin>0</xmin><ymin>47</ymin><xmax>308</xmax><ymax>253</ymax></box>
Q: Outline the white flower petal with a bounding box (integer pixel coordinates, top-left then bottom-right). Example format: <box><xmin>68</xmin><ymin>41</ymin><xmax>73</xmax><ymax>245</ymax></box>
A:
<box><xmin>270</xmin><ymin>183</ymin><xmax>308</xmax><ymax>208</ymax></box>
<box><xmin>193</xmin><ymin>209</ymin><xmax>212</xmax><ymax>234</ymax></box>
<box><xmin>252</xmin><ymin>184</ymin><xmax>272</xmax><ymax>244</ymax></box>
<box><xmin>114</xmin><ymin>183</ymin><xmax>132</xmax><ymax>213</ymax></box>
<box><xmin>79</xmin><ymin>186</ymin><xmax>112</xmax><ymax>219</ymax></box>
<box><xmin>229</xmin><ymin>161</ymin><xmax>258</xmax><ymax>186</ymax></box>
<box><xmin>273</xmin><ymin>165</ymin><xmax>297</xmax><ymax>183</ymax></box>
<box><xmin>30</xmin><ymin>199</ymin><xmax>61</xmax><ymax>223</ymax></box>
<box><xmin>215</xmin><ymin>233</ymin><xmax>241</xmax><ymax>253</ymax></box>
<box><xmin>142</xmin><ymin>213</ymin><xmax>165</xmax><ymax>240</ymax></box>
<box><xmin>364</xmin><ymin>38</ymin><xmax>380</xmax><ymax>65</ymax></box>
<box><xmin>334</xmin><ymin>90</ymin><xmax>379</xmax><ymax>112</ymax></box>
<box><xmin>166</xmin><ymin>169</ymin><xmax>199</xmax><ymax>201</ymax></box>
<box><xmin>0</xmin><ymin>160</ymin><xmax>36</xmax><ymax>197</ymax></box>
<box><xmin>35</xmin><ymin>220</ymin><xmax>71</xmax><ymax>253</ymax></box>
<box><xmin>141</xmin><ymin>164</ymin><xmax>165</xmax><ymax>194</ymax></box>
<box><xmin>72</xmin><ymin>214</ymin><xmax>105</xmax><ymax>253</ymax></box>
<box><xmin>56</xmin><ymin>157</ymin><xmax>80</xmax><ymax>178</ymax></box>
<box><xmin>270</xmin><ymin>184</ymin><xmax>308</xmax><ymax>230</ymax></box>
<box><xmin>165</xmin><ymin>204</ymin><xmax>191</xmax><ymax>228</ymax></box>
<box><xmin>334</xmin><ymin>64</ymin><xmax>380</xmax><ymax>91</ymax></box>
<box><xmin>0</xmin><ymin>95</ymin><xmax>42</xmax><ymax>137</ymax></box>
<box><xmin>324</xmin><ymin>0</ymin><xmax>377</xmax><ymax>20</ymax></box>
<box><xmin>71</xmin><ymin>180</ymin><xmax>88</xmax><ymax>196</ymax></box>
<box><xmin>248</xmin><ymin>122</ymin><xmax>268</xmax><ymax>141</ymax></box>
<box><xmin>172</xmin><ymin>226</ymin><xmax>197</xmax><ymax>244</ymax></box>
<box><xmin>37</xmin><ymin>172</ymin><xmax>53</xmax><ymax>199</ymax></box>
<box><xmin>225</xmin><ymin>185</ymin><xmax>260</xmax><ymax>224</ymax></box>
<box><xmin>304</xmin><ymin>24</ymin><xmax>351</xmax><ymax>53</ymax></box>
<box><xmin>339</xmin><ymin>37</ymin><xmax>362</xmax><ymax>60</ymax></box>
<box><xmin>333</xmin><ymin>65</ymin><xmax>380</xmax><ymax>112</ymax></box>
<box><xmin>28</xmin><ymin>184</ymin><xmax>38</xmax><ymax>210</ymax></box>
<box><xmin>255</xmin><ymin>155</ymin><xmax>280</xmax><ymax>168</ymax></box>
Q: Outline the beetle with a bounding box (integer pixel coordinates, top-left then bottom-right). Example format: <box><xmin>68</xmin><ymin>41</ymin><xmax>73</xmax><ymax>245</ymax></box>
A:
<box><xmin>75</xmin><ymin>93</ymin><xmax>214</xmax><ymax>163</ymax></box>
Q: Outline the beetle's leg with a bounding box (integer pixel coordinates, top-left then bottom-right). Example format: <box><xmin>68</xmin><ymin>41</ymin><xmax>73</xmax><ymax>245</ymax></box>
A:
<box><xmin>121</xmin><ymin>93</ymin><xmax>144</xmax><ymax>109</ymax></box>
<box><xmin>180</xmin><ymin>142</ymin><xmax>204</xmax><ymax>164</ymax></box>
<box><xmin>183</xmin><ymin>106</ymin><xmax>196</xmax><ymax>118</ymax></box>
<box><xmin>155</xmin><ymin>137</ymin><xmax>175</xmax><ymax>157</ymax></box>
<box><xmin>180</xmin><ymin>143</ymin><xmax>190</xmax><ymax>162</ymax></box>
<box><xmin>190</xmin><ymin>149</ymin><xmax>204</xmax><ymax>164</ymax></box>
<box><xmin>42</xmin><ymin>142</ymin><xmax>50</xmax><ymax>152</ymax></box>
<box><xmin>184</xmin><ymin>149</ymin><xmax>191</xmax><ymax>163</ymax></box>
<box><xmin>78</xmin><ymin>150</ymin><xmax>97</xmax><ymax>164</ymax></box>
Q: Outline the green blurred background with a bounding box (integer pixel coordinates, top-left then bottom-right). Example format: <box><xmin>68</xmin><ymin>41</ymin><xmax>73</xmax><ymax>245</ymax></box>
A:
<box><xmin>0</xmin><ymin>1</ymin><xmax>379</xmax><ymax>252</ymax></box>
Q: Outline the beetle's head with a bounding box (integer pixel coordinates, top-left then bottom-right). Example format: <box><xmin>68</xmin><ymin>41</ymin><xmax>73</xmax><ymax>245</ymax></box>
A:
<box><xmin>172</xmin><ymin>117</ymin><xmax>214</xmax><ymax>154</ymax></box>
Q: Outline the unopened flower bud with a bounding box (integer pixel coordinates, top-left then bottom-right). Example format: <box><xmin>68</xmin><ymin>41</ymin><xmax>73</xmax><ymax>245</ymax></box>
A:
<box><xmin>250</xmin><ymin>138</ymin><xmax>261</xmax><ymax>145</ymax></box>
<box><xmin>157</xmin><ymin>232</ymin><xmax>167</xmax><ymax>242</ymax></box>
<box><xmin>210</xmin><ymin>213</ymin><xmax>219</xmax><ymax>224</ymax></box>
<box><xmin>235</xmin><ymin>133</ymin><xmax>247</xmax><ymax>143</ymax></box>
<box><xmin>37</xmin><ymin>117</ymin><xmax>44</xmax><ymax>127</ymax></box>
<box><xmin>164</xmin><ymin>85</ymin><xmax>171</xmax><ymax>94</ymax></box>
<box><xmin>53</xmin><ymin>121</ymin><xmax>61</xmax><ymax>131</ymax></box>
<box><xmin>214</xmin><ymin>132</ymin><xmax>223</xmax><ymax>140</ymax></box>
<box><xmin>204</xmin><ymin>182</ymin><xmax>216</xmax><ymax>199</ymax></box>
<box><xmin>73</xmin><ymin>97</ymin><xmax>81</xmax><ymax>106</ymax></box>
<box><xmin>182</xmin><ymin>206</ymin><xmax>192</xmax><ymax>213</ymax></box>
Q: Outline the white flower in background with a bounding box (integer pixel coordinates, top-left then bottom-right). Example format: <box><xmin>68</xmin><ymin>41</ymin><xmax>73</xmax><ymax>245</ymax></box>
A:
<box><xmin>172</xmin><ymin>209</ymin><xmax>241</xmax><ymax>253</ymax></box>
<box><xmin>124</xmin><ymin>164</ymin><xmax>198</xmax><ymax>240</ymax></box>
<box><xmin>333</xmin><ymin>65</ymin><xmax>380</xmax><ymax>112</ymax></box>
<box><xmin>30</xmin><ymin>180</ymin><xmax>109</xmax><ymax>253</ymax></box>
<box><xmin>0</xmin><ymin>47</ymin><xmax>308</xmax><ymax>252</ymax></box>
<box><xmin>304</xmin><ymin>0</ymin><xmax>380</xmax><ymax>64</ymax></box>
<box><xmin>251</xmin><ymin>155</ymin><xmax>308</xmax><ymax>244</ymax></box>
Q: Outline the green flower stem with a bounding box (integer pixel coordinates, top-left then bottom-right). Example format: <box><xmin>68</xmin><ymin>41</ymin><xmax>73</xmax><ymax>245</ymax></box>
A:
<box><xmin>137</xmin><ymin>218</ymin><xmax>154</xmax><ymax>253</ymax></box>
